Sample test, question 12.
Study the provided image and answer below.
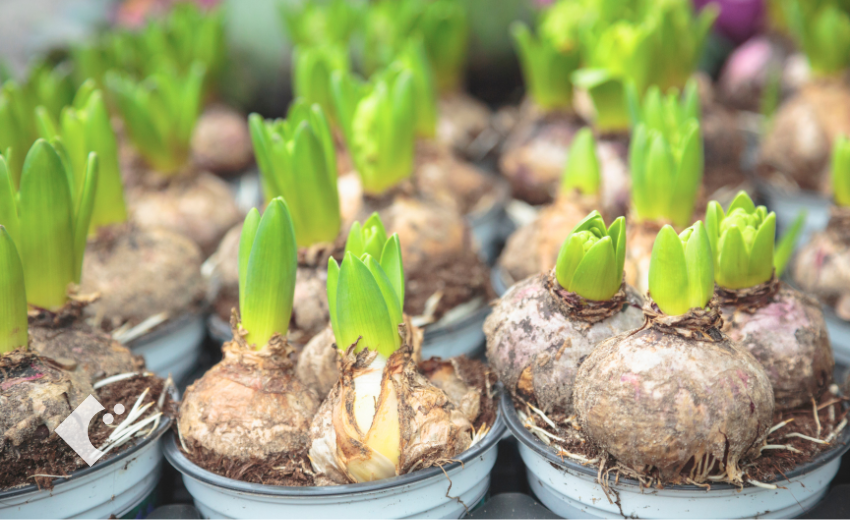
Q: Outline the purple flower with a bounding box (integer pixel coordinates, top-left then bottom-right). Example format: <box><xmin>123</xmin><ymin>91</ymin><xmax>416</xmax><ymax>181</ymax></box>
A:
<box><xmin>694</xmin><ymin>0</ymin><xmax>764</xmax><ymax>44</ymax></box>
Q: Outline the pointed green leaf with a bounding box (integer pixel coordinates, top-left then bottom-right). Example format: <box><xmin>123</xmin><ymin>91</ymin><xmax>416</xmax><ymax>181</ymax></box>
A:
<box><xmin>704</xmin><ymin>200</ymin><xmax>724</xmax><ymax>273</ymax></box>
<box><xmin>18</xmin><ymin>140</ymin><xmax>75</xmax><ymax>310</ymax></box>
<box><xmin>0</xmin><ymin>226</ymin><xmax>27</xmax><ymax>353</ymax></box>
<box><xmin>570</xmin><ymin>236</ymin><xmax>619</xmax><ymax>301</ymax></box>
<box><xmin>72</xmin><ymin>153</ymin><xmax>99</xmax><ymax>284</ymax></box>
<box><xmin>366</xmin><ymin>255</ymin><xmax>403</xmax><ymax>332</ymax></box>
<box><xmin>555</xmin><ymin>234</ymin><xmax>585</xmax><ymax>291</ymax></box>
<box><xmin>238</xmin><ymin>208</ymin><xmax>261</xmax><ymax>316</ymax></box>
<box><xmin>833</xmin><ymin>134</ymin><xmax>850</xmax><ymax>207</ymax></box>
<box><xmin>670</xmin><ymin>123</ymin><xmax>703</xmax><ymax>228</ymax></box>
<box><xmin>335</xmin><ymin>251</ymin><xmax>398</xmax><ymax>357</ymax></box>
<box><xmin>747</xmin><ymin>212</ymin><xmax>776</xmax><ymax>286</ymax></box>
<box><xmin>241</xmin><ymin>198</ymin><xmax>298</xmax><ymax>348</ymax></box>
<box><xmin>727</xmin><ymin>190</ymin><xmax>756</xmax><ymax>214</ymax></box>
<box><xmin>0</xmin><ymin>157</ymin><xmax>19</xmax><ymax>246</ymax></box>
<box><xmin>608</xmin><ymin>216</ymin><xmax>627</xmax><ymax>284</ymax></box>
<box><xmin>717</xmin><ymin>225</ymin><xmax>748</xmax><ymax>289</ymax></box>
<box><xmin>649</xmin><ymin>225</ymin><xmax>690</xmax><ymax>315</ymax></box>
<box><xmin>683</xmin><ymin>222</ymin><xmax>714</xmax><ymax>310</ymax></box>
<box><xmin>645</xmin><ymin>133</ymin><xmax>676</xmax><ymax>222</ymax></box>
<box><xmin>35</xmin><ymin>106</ymin><xmax>58</xmax><ymax>140</ymax></box>
<box><xmin>380</xmin><ymin>234</ymin><xmax>404</xmax><ymax>306</ymax></box>
<box><xmin>561</xmin><ymin>128</ymin><xmax>601</xmax><ymax>196</ymax></box>
<box><xmin>362</xmin><ymin>212</ymin><xmax>388</xmax><ymax>260</ymax></box>
<box><xmin>345</xmin><ymin>221</ymin><xmax>365</xmax><ymax>258</ymax></box>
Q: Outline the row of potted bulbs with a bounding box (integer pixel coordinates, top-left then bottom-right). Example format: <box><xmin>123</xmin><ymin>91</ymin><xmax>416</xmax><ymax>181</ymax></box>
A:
<box><xmin>1</xmin><ymin>0</ymin><xmax>850</xmax><ymax>518</ymax></box>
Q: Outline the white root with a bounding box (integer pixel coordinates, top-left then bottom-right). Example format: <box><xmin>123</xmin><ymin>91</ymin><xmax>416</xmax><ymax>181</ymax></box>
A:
<box><xmin>813</xmin><ymin>398</ymin><xmax>822</xmax><ymax>439</ymax></box>
<box><xmin>761</xmin><ymin>444</ymin><xmax>803</xmax><ymax>454</ymax></box>
<box><xmin>93</xmin><ymin>371</ymin><xmax>155</xmax><ymax>390</ymax></box>
<box><xmin>111</xmin><ymin>312</ymin><xmax>169</xmax><ymax>343</ymax></box>
<box><xmin>785</xmin><ymin>432</ymin><xmax>830</xmax><ymax>445</ymax></box>
<box><xmin>527</xmin><ymin>403</ymin><xmax>557</xmax><ymax>430</ymax></box>
<box><xmin>768</xmin><ymin>418</ymin><xmax>795</xmax><ymax>435</ymax></box>
<box><xmin>824</xmin><ymin>418</ymin><xmax>847</xmax><ymax>444</ymax></box>
<box><xmin>748</xmin><ymin>479</ymin><xmax>778</xmax><ymax>490</ymax></box>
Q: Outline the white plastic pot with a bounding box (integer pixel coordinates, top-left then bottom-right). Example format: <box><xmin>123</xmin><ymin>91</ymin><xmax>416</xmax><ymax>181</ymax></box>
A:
<box><xmin>467</xmin><ymin>179</ymin><xmax>513</xmax><ymax>265</ymax></box>
<box><xmin>824</xmin><ymin>307</ymin><xmax>850</xmax><ymax>367</ymax></box>
<box><xmin>128</xmin><ymin>313</ymin><xmax>206</xmax><ymax>384</ymax></box>
<box><xmin>758</xmin><ymin>182</ymin><xmax>830</xmax><ymax>243</ymax></box>
<box><xmin>501</xmin><ymin>393</ymin><xmax>850</xmax><ymax>519</ymax></box>
<box><xmin>490</xmin><ymin>266</ymin><xmax>512</xmax><ymax>297</ymax></box>
<box><xmin>165</xmin><ymin>413</ymin><xmax>505</xmax><ymax>519</ymax></box>
<box><xmin>0</xmin><ymin>388</ymin><xmax>175</xmax><ymax>519</ymax></box>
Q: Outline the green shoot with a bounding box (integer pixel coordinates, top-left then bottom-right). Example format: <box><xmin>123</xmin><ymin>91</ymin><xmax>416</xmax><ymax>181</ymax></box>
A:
<box><xmin>627</xmin><ymin>79</ymin><xmax>700</xmax><ymax>149</ymax></box>
<box><xmin>37</xmin><ymin>81</ymin><xmax>127</xmax><ymax>233</ymax></box>
<box><xmin>332</xmin><ymin>69</ymin><xmax>416</xmax><ymax>195</ymax></box>
<box><xmin>783</xmin><ymin>0</ymin><xmax>850</xmax><ymax>77</ymax></box>
<box><xmin>237</xmin><ymin>198</ymin><xmax>298</xmax><ymax>349</ymax></box>
<box><xmin>0</xmin><ymin>225</ymin><xmax>27</xmax><ymax>353</ymax></box>
<box><xmin>512</xmin><ymin>21</ymin><xmax>580</xmax><ymax>112</ymax></box>
<box><xmin>380</xmin><ymin>38</ymin><xmax>438</xmax><ymax>139</ymax></box>
<box><xmin>833</xmin><ymin>134</ymin><xmax>850</xmax><ymax>207</ymax></box>
<box><xmin>705</xmin><ymin>192</ymin><xmax>776</xmax><ymax>290</ymax></box>
<box><xmin>417</xmin><ymin>0</ymin><xmax>469</xmax><ymax>93</ymax></box>
<box><xmin>329</xmin><ymin>213</ymin><xmax>405</xmax><ymax>358</ymax></box>
<box><xmin>106</xmin><ymin>62</ymin><xmax>206</xmax><ymax>175</ymax></box>
<box><xmin>629</xmin><ymin>116</ymin><xmax>703</xmax><ymax>229</ymax></box>
<box><xmin>280</xmin><ymin>0</ymin><xmax>364</xmax><ymax>47</ymax></box>
<box><xmin>0</xmin><ymin>140</ymin><xmax>98</xmax><ymax>310</ymax></box>
<box><xmin>774</xmin><ymin>211</ymin><xmax>806</xmax><ymax>278</ymax></box>
<box><xmin>292</xmin><ymin>44</ymin><xmax>350</xmax><ymax>128</ymax></box>
<box><xmin>555</xmin><ymin>211</ymin><xmax>626</xmax><ymax>301</ymax></box>
<box><xmin>560</xmin><ymin>128</ymin><xmax>601</xmax><ymax>196</ymax></box>
<box><xmin>361</xmin><ymin>0</ymin><xmax>422</xmax><ymax>77</ymax></box>
<box><xmin>248</xmin><ymin>101</ymin><xmax>340</xmax><ymax>248</ymax></box>
<box><xmin>649</xmin><ymin>0</ymin><xmax>717</xmax><ymax>92</ymax></box>
<box><xmin>649</xmin><ymin>221</ymin><xmax>714</xmax><ymax>316</ymax></box>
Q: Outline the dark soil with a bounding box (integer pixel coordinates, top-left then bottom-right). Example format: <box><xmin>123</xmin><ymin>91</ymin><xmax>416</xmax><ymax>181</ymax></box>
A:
<box><xmin>513</xmin><ymin>388</ymin><xmax>848</xmax><ymax>489</ymax></box>
<box><xmin>0</xmin><ymin>375</ymin><xmax>174</xmax><ymax>491</ymax></box>
<box><xmin>179</xmin><ymin>439</ymin><xmax>315</xmax><ymax>487</ymax></box>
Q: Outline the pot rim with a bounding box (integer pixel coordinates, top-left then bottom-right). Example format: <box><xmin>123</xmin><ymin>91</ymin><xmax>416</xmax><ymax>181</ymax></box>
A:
<box><xmin>207</xmin><ymin>313</ymin><xmax>232</xmax><ymax>344</ymax></box>
<box><xmin>127</xmin><ymin>310</ymin><xmax>206</xmax><ymax>349</ymax></box>
<box><xmin>501</xmin><ymin>391</ymin><xmax>850</xmax><ymax>492</ymax></box>
<box><xmin>165</xmin><ymin>407</ymin><xmax>505</xmax><ymax>497</ymax></box>
<box><xmin>755</xmin><ymin>177</ymin><xmax>829</xmax><ymax>201</ymax></box>
<box><xmin>490</xmin><ymin>265</ymin><xmax>513</xmax><ymax>298</ymax></box>
<box><xmin>0</xmin><ymin>383</ymin><xmax>177</xmax><ymax>500</ymax></box>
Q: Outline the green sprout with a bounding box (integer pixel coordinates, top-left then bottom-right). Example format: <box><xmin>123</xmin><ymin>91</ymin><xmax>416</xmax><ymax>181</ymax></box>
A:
<box><xmin>237</xmin><ymin>198</ymin><xmax>298</xmax><ymax>349</ymax></box>
<box><xmin>705</xmin><ymin>192</ymin><xmax>776</xmax><ymax>290</ymax></box>
<box><xmin>0</xmin><ymin>225</ymin><xmax>27</xmax><ymax>354</ymax></box>
<box><xmin>0</xmin><ymin>64</ymin><xmax>76</xmax><ymax>187</ymax></box>
<box><xmin>555</xmin><ymin>211</ymin><xmax>626</xmax><ymax>301</ymax></box>
<box><xmin>292</xmin><ymin>44</ymin><xmax>350</xmax><ymax>128</ymax></box>
<box><xmin>328</xmin><ymin>213</ymin><xmax>405</xmax><ymax>358</ymax></box>
<box><xmin>783</xmin><ymin>0</ymin><xmax>850</xmax><ymax>77</ymax></box>
<box><xmin>280</xmin><ymin>0</ymin><xmax>364</xmax><ymax>47</ymax></box>
<box><xmin>361</xmin><ymin>0</ymin><xmax>422</xmax><ymax>77</ymax></box>
<box><xmin>649</xmin><ymin>221</ymin><xmax>714</xmax><ymax>316</ymax></box>
<box><xmin>832</xmin><ymin>134</ymin><xmax>850</xmax><ymax>207</ymax></box>
<box><xmin>332</xmin><ymin>69</ymin><xmax>415</xmax><ymax>195</ymax></box>
<box><xmin>512</xmin><ymin>21</ymin><xmax>581</xmax><ymax>112</ymax></box>
<box><xmin>648</xmin><ymin>0</ymin><xmax>717</xmax><ymax>92</ymax></box>
<box><xmin>249</xmin><ymin>101</ymin><xmax>341</xmax><ymax>248</ymax></box>
<box><xmin>629</xmin><ymin>90</ymin><xmax>703</xmax><ymax>229</ymax></box>
<box><xmin>0</xmin><ymin>140</ymin><xmax>98</xmax><ymax>310</ymax></box>
<box><xmin>106</xmin><ymin>63</ymin><xmax>206</xmax><ymax>175</ymax></box>
<box><xmin>381</xmin><ymin>38</ymin><xmax>438</xmax><ymax>139</ymax></box>
<box><xmin>36</xmin><ymin>81</ymin><xmax>127</xmax><ymax>233</ymax></box>
<box><xmin>628</xmin><ymin>79</ymin><xmax>700</xmax><ymax>149</ymax></box>
<box><xmin>560</xmin><ymin>128</ymin><xmax>601</xmax><ymax>196</ymax></box>
<box><xmin>417</xmin><ymin>0</ymin><xmax>469</xmax><ymax>93</ymax></box>
<box><xmin>573</xmin><ymin>22</ymin><xmax>653</xmax><ymax>132</ymax></box>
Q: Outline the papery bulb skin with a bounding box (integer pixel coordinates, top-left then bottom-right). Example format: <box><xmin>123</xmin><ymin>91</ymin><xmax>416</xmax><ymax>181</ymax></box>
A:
<box><xmin>759</xmin><ymin>80</ymin><xmax>850</xmax><ymax>193</ymax></box>
<box><xmin>573</xmin><ymin>305</ymin><xmax>775</xmax><ymax>484</ymax></box>
<box><xmin>179</xmin><ymin>322</ymin><xmax>320</xmax><ymax>482</ymax></box>
<box><xmin>308</xmin><ymin>343</ymin><xmax>472</xmax><ymax>485</ymax></box>
<box><xmin>485</xmin><ymin>272</ymin><xmax>644</xmax><ymax>414</ymax></box>
<box><xmin>793</xmin><ymin>209</ymin><xmax>850</xmax><ymax>319</ymax></box>
<box><xmin>191</xmin><ymin>105</ymin><xmax>254</xmax><ymax>176</ymax></box>
<box><xmin>719</xmin><ymin>281</ymin><xmax>834</xmax><ymax>410</ymax></box>
<box><xmin>414</xmin><ymin>141</ymin><xmax>498</xmax><ymax>216</ymax></box>
<box><xmin>498</xmin><ymin>102</ymin><xmax>630</xmax><ymax>213</ymax></box>
<box><xmin>498</xmin><ymin>194</ymin><xmax>600</xmax><ymax>285</ymax></box>
<box><xmin>81</xmin><ymin>225</ymin><xmax>206</xmax><ymax>332</ymax></box>
<box><xmin>127</xmin><ymin>171</ymin><xmax>242</xmax><ymax>256</ymax></box>
<box><xmin>435</xmin><ymin>92</ymin><xmax>491</xmax><ymax>159</ymax></box>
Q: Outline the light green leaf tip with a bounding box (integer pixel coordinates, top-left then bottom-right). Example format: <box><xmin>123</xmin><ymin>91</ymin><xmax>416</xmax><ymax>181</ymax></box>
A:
<box><xmin>554</xmin><ymin>211</ymin><xmax>625</xmax><ymax>302</ymax></box>
<box><xmin>561</xmin><ymin>128</ymin><xmax>601</xmax><ymax>196</ymax></box>
<box><xmin>649</xmin><ymin>222</ymin><xmax>714</xmax><ymax>315</ymax></box>
<box><xmin>833</xmin><ymin>134</ymin><xmax>850</xmax><ymax>207</ymax></box>
<box><xmin>240</xmin><ymin>198</ymin><xmax>298</xmax><ymax>349</ymax></box>
<box><xmin>0</xmin><ymin>225</ymin><xmax>28</xmax><ymax>353</ymax></box>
